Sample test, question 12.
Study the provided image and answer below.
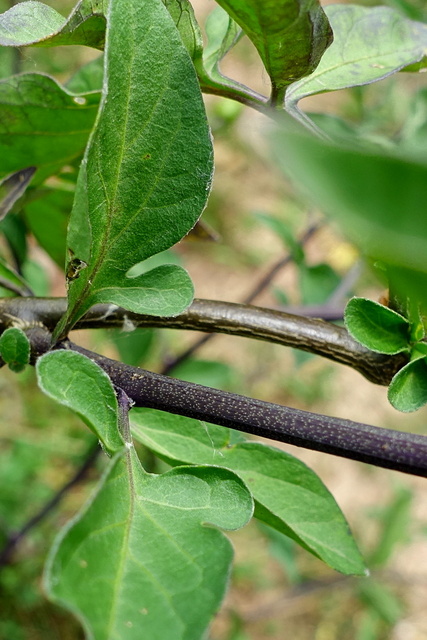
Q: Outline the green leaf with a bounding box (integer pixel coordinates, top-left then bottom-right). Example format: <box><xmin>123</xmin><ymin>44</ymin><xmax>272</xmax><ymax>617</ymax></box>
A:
<box><xmin>0</xmin><ymin>255</ymin><xmax>33</xmax><ymax>296</ymax></box>
<box><xmin>286</xmin><ymin>5</ymin><xmax>427</xmax><ymax>115</ymax></box>
<box><xmin>388</xmin><ymin>357</ymin><xmax>427</xmax><ymax>412</ymax></box>
<box><xmin>110</xmin><ymin>328</ymin><xmax>155</xmax><ymax>367</ymax></box>
<box><xmin>131</xmin><ymin>409</ymin><xmax>367</xmax><ymax>575</ymax></box>
<box><xmin>256</xmin><ymin>213</ymin><xmax>305</xmax><ymax>264</ymax></box>
<box><xmin>55</xmin><ymin>0</ymin><xmax>213</xmax><ymax>338</ymax></box>
<box><xmin>271</xmin><ymin>123</ymin><xmax>427</xmax><ymax>303</ymax></box>
<box><xmin>345</xmin><ymin>298</ymin><xmax>411</xmax><ymax>355</ymax></box>
<box><xmin>0</xmin><ymin>327</ymin><xmax>30</xmax><ymax>372</ymax></box>
<box><xmin>162</xmin><ymin>0</ymin><xmax>203</xmax><ymax>61</ymax></box>
<box><xmin>66</xmin><ymin>55</ymin><xmax>104</xmax><ymax>94</ymax></box>
<box><xmin>45</xmin><ymin>448</ymin><xmax>253</xmax><ymax>640</ymax></box>
<box><xmin>300</xmin><ymin>263</ymin><xmax>340</xmax><ymax>305</ymax></box>
<box><xmin>0</xmin><ymin>0</ymin><xmax>107</xmax><ymax>49</ymax></box>
<box><xmin>24</xmin><ymin>187</ymin><xmax>72</xmax><ymax>268</ymax></box>
<box><xmin>0</xmin><ymin>167</ymin><xmax>36</xmax><ymax>220</ymax></box>
<box><xmin>202</xmin><ymin>6</ymin><xmax>242</xmax><ymax>82</ymax></box>
<box><xmin>36</xmin><ymin>350</ymin><xmax>124</xmax><ymax>455</ymax></box>
<box><xmin>0</xmin><ymin>74</ymin><xmax>100</xmax><ymax>184</ymax></box>
<box><xmin>214</xmin><ymin>0</ymin><xmax>332</xmax><ymax>93</ymax></box>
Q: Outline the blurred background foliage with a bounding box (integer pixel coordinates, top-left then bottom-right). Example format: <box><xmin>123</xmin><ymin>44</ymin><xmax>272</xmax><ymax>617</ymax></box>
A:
<box><xmin>0</xmin><ymin>0</ymin><xmax>427</xmax><ymax>638</ymax></box>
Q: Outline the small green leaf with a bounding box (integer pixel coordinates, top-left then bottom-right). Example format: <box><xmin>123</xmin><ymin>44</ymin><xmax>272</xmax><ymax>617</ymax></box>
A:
<box><xmin>0</xmin><ymin>74</ymin><xmax>100</xmax><ymax>184</ymax></box>
<box><xmin>214</xmin><ymin>0</ymin><xmax>332</xmax><ymax>93</ymax></box>
<box><xmin>0</xmin><ymin>0</ymin><xmax>107</xmax><ymax>49</ymax></box>
<box><xmin>286</xmin><ymin>5</ymin><xmax>427</xmax><ymax>115</ymax></box>
<box><xmin>300</xmin><ymin>263</ymin><xmax>340</xmax><ymax>305</ymax></box>
<box><xmin>256</xmin><ymin>213</ymin><xmax>305</xmax><ymax>264</ymax></box>
<box><xmin>388</xmin><ymin>357</ymin><xmax>427</xmax><ymax>412</ymax></box>
<box><xmin>45</xmin><ymin>448</ymin><xmax>253</xmax><ymax>639</ymax></box>
<box><xmin>55</xmin><ymin>0</ymin><xmax>213</xmax><ymax>338</ymax></box>
<box><xmin>36</xmin><ymin>350</ymin><xmax>124</xmax><ymax>455</ymax></box>
<box><xmin>0</xmin><ymin>167</ymin><xmax>36</xmax><ymax>220</ymax></box>
<box><xmin>0</xmin><ymin>327</ymin><xmax>30</xmax><ymax>372</ymax></box>
<box><xmin>162</xmin><ymin>0</ymin><xmax>203</xmax><ymax>61</ymax></box>
<box><xmin>345</xmin><ymin>298</ymin><xmax>411</xmax><ymax>355</ymax></box>
<box><xmin>131</xmin><ymin>409</ymin><xmax>367</xmax><ymax>575</ymax></box>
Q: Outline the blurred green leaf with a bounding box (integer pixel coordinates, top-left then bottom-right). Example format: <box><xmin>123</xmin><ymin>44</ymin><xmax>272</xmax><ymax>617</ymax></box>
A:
<box><xmin>0</xmin><ymin>0</ymin><xmax>107</xmax><ymax>49</ymax></box>
<box><xmin>66</xmin><ymin>54</ymin><xmax>104</xmax><ymax>94</ymax></box>
<box><xmin>345</xmin><ymin>298</ymin><xmax>411</xmax><ymax>355</ymax></box>
<box><xmin>36</xmin><ymin>350</ymin><xmax>124</xmax><ymax>455</ymax></box>
<box><xmin>256</xmin><ymin>213</ymin><xmax>304</xmax><ymax>264</ymax></box>
<box><xmin>358</xmin><ymin>580</ymin><xmax>403</xmax><ymax>626</ymax></box>
<box><xmin>131</xmin><ymin>409</ymin><xmax>367</xmax><ymax>575</ymax></box>
<box><xmin>55</xmin><ymin>0</ymin><xmax>213</xmax><ymax>338</ymax></box>
<box><xmin>0</xmin><ymin>255</ymin><xmax>33</xmax><ymax>296</ymax></box>
<box><xmin>0</xmin><ymin>167</ymin><xmax>35</xmax><ymax>220</ymax></box>
<box><xmin>300</xmin><ymin>263</ymin><xmax>340</xmax><ymax>305</ymax></box>
<box><xmin>214</xmin><ymin>0</ymin><xmax>332</xmax><ymax>94</ymax></box>
<box><xmin>45</xmin><ymin>449</ymin><xmax>253</xmax><ymax>639</ymax></box>
<box><xmin>0</xmin><ymin>73</ymin><xmax>100</xmax><ymax>184</ymax></box>
<box><xmin>172</xmin><ymin>359</ymin><xmax>235</xmax><ymax>390</ymax></box>
<box><xmin>0</xmin><ymin>327</ymin><xmax>30</xmax><ymax>372</ymax></box>
<box><xmin>24</xmin><ymin>187</ymin><xmax>72</xmax><ymax>269</ymax></box>
<box><xmin>110</xmin><ymin>328</ymin><xmax>154</xmax><ymax>367</ymax></box>
<box><xmin>388</xmin><ymin>357</ymin><xmax>427</xmax><ymax>412</ymax></box>
<box><xmin>272</xmin><ymin>123</ymin><xmax>427</xmax><ymax>304</ymax></box>
<box><xmin>368</xmin><ymin>487</ymin><xmax>412</xmax><ymax>567</ymax></box>
<box><xmin>286</xmin><ymin>5</ymin><xmax>427</xmax><ymax>117</ymax></box>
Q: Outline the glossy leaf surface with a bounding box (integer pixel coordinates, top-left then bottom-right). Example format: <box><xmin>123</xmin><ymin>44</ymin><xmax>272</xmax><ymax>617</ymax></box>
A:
<box><xmin>286</xmin><ymin>5</ymin><xmax>427</xmax><ymax>113</ymax></box>
<box><xmin>36</xmin><ymin>350</ymin><xmax>124</xmax><ymax>455</ymax></box>
<box><xmin>56</xmin><ymin>0</ymin><xmax>213</xmax><ymax>337</ymax></box>
<box><xmin>345</xmin><ymin>298</ymin><xmax>411</xmax><ymax>355</ymax></box>
<box><xmin>388</xmin><ymin>357</ymin><xmax>427</xmax><ymax>412</ymax></box>
<box><xmin>0</xmin><ymin>74</ymin><xmax>99</xmax><ymax>183</ymax></box>
<box><xmin>131</xmin><ymin>409</ymin><xmax>366</xmax><ymax>575</ymax></box>
<box><xmin>0</xmin><ymin>326</ymin><xmax>30</xmax><ymax>372</ymax></box>
<box><xmin>214</xmin><ymin>0</ymin><xmax>332</xmax><ymax>92</ymax></box>
<box><xmin>0</xmin><ymin>0</ymin><xmax>107</xmax><ymax>49</ymax></box>
<box><xmin>45</xmin><ymin>449</ymin><xmax>253</xmax><ymax>640</ymax></box>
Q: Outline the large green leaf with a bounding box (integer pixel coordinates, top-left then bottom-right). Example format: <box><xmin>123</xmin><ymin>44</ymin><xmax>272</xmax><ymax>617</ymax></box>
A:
<box><xmin>36</xmin><ymin>350</ymin><xmax>124</xmax><ymax>455</ymax></box>
<box><xmin>214</xmin><ymin>0</ymin><xmax>332</xmax><ymax>95</ymax></box>
<box><xmin>0</xmin><ymin>0</ymin><xmax>107</xmax><ymax>49</ymax></box>
<box><xmin>286</xmin><ymin>5</ymin><xmax>427</xmax><ymax>116</ymax></box>
<box><xmin>54</xmin><ymin>0</ymin><xmax>213</xmax><ymax>339</ymax></box>
<box><xmin>0</xmin><ymin>73</ymin><xmax>100</xmax><ymax>184</ymax></box>
<box><xmin>45</xmin><ymin>449</ymin><xmax>253</xmax><ymax>640</ymax></box>
<box><xmin>271</xmin><ymin>122</ymin><xmax>427</xmax><ymax>303</ymax></box>
<box><xmin>131</xmin><ymin>409</ymin><xmax>366</xmax><ymax>575</ymax></box>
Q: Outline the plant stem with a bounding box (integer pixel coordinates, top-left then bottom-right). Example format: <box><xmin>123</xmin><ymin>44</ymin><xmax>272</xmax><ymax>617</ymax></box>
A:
<box><xmin>62</xmin><ymin>341</ymin><xmax>427</xmax><ymax>478</ymax></box>
<box><xmin>0</xmin><ymin>297</ymin><xmax>406</xmax><ymax>385</ymax></box>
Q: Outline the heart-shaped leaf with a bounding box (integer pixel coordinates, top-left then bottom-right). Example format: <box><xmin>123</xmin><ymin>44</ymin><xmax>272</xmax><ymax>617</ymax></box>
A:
<box><xmin>345</xmin><ymin>297</ymin><xmax>411</xmax><ymax>355</ymax></box>
<box><xmin>0</xmin><ymin>0</ymin><xmax>107</xmax><ymax>49</ymax></box>
<box><xmin>45</xmin><ymin>449</ymin><xmax>253</xmax><ymax>639</ymax></box>
<box><xmin>388</xmin><ymin>357</ymin><xmax>427</xmax><ymax>412</ymax></box>
<box><xmin>54</xmin><ymin>0</ymin><xmax>213</xmax><ymax>339</ymax></box>
<box><xmin>131</xmin><ymin>409</ymin><xmax>367</xmax><ymax>576</ymax></box>
<box><xmin>286</xmin><ymin>5</ymin><xmax>427</xmax><ymax>116</ymax></box>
